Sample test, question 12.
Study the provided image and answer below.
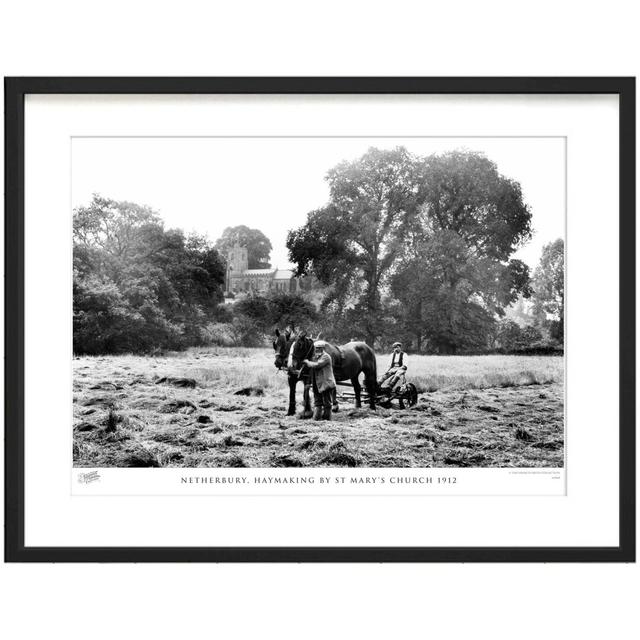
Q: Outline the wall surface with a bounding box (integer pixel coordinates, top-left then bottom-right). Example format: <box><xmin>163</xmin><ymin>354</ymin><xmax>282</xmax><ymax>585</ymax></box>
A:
<box><xmin>1</xmin><ymin>2</ymin><xmax>638</xmax><ymax>638</ymax></box>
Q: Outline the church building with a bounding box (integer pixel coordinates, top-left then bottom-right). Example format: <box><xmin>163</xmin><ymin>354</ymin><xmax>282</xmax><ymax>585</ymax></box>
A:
<box><xmin>225</xmin><ymin>244</ymin><xmax>301</xmax><ymax>295</ymax></box>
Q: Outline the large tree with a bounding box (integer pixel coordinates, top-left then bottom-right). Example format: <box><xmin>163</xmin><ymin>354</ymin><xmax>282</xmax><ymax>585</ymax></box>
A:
<box><xmin>288</xmin><ymin>148</ymin><xmax>533</xmax><ymax>348</ymax></box>
<box><xmin>287</xmin><ymin>147</ymin><xmax>424</xmax><ymax>344</ymax></box>
<box><xmin>391</xmin><ymin>232</ymin><xmax>531</xmax><ymax>352</ymax></box>
<box><xmin>74</xmin><ymin>195</ymin><xmax>225</xmax><ymax>354</ymax></box>
<box><xmin>531</xmin><ymin>238</ymin><xmax>564</xmax><ymax>341</ymax></box>
<box><xmin>391</xmin><ymin>151</ymin><xmax>533</xmax><ymax>352</ymax></box>
<box><xmin>414</xmin><ymin>150</ymin><xmax>532</xmax><ymax>259</ymax></box>
<box><xmin>215</xmin><ymin>225</ymin><xmax>273</xmax><ymax>269</ymax></box>
<box><xmin>73</xmin><ymin>195</ymin><xmax>165</xmax><ymax>261</ymax></box>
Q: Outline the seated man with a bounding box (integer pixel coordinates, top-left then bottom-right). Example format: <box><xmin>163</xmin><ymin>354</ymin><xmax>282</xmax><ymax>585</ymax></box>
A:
<box><xmin>303</xmin><ymin>340</ymin><xmax>336</xmax><ymax>421</ymax></box>
<box><xmin>379</xmin><ymin>341</ymin><xmax>408</xmax><ymax>394</ymax></box>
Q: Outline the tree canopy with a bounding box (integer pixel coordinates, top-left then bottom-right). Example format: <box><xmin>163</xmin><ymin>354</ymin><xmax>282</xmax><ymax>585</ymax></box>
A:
<box><xmin>74</xmin><ymin>195</ymin><xmax>226</xmax><ymax>354</ymax></box>
<box><xmin>287</xmin><ymin>148</ymin><xmax>533</xmax><ymax>349</ymax></box>
<box><xmin>287</xmin><ymin>147</ymin><xmax>426</xmax><ymax>343</ymax></box>
<box><xmin>415</xmin><ymin>150</ymin><xmax>532</xmax><ymax>259</ymax></box>
<box><xmin>532</xmin><ymin>238</ymin><xmax>564</xmax><ymax>341</ymax></box>
<box><xmin>215</xmin><ymin>225</ymin><xmax>273</xmax><ymax>269</ymax></box>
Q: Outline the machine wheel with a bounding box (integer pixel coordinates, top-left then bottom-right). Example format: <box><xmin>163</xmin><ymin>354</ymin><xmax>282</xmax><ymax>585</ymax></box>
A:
<box><xmin>406</xmin><ymin>383</ymin><xmax>419</xmax><ymax>407</ymax></box>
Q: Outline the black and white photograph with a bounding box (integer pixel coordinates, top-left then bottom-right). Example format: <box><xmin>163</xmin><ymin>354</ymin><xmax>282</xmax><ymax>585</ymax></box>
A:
<box><xmin>2</xmin><ymin>2</ymin><xmax>637</xmax><ymax>635</ymax></box>
<box><xmin>4</xmin><ymin>75</ymin><xmax>634</xmax><ymax>566</ymax></box>
<box><xmin>72</xmin><ymin>136</ymin><xmax>565</xmax><ymax>470</ymax></box>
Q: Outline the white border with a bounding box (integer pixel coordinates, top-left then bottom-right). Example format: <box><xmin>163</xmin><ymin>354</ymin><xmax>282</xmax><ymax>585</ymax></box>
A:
<box><xmin>72</xmin><ymin>467</ymin><xmax>565</xmax><ymax>497</ymax></box>
<box><xmin>24</xmin><ymin>94</ymin><xmax>618</xmax><ymax>547</ymax></box>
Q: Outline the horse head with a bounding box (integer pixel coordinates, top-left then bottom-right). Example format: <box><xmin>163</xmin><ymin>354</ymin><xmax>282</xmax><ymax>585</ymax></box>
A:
<box><xmin>290</xmin><ymin>332</ymin><xmax>315</xmax><ymax>372</ymax></box>
<box><xmin>273</xmin><ymin>329</ymin><xmax>291</xmax><ymax>370</ymax></box>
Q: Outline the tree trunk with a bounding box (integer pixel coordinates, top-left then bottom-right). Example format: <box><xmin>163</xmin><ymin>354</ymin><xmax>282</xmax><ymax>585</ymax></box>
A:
<box><xmin>364</xmin><ymin>271</ymin><xmax>380</xmax><ymax>347</ymax></box>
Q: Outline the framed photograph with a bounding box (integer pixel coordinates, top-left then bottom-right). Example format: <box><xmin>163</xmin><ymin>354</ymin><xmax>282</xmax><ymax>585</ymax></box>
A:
<box><xmin>5</xmin><ymin>77</ymin><xmax>635</xmax><ymax>562</ymax></box>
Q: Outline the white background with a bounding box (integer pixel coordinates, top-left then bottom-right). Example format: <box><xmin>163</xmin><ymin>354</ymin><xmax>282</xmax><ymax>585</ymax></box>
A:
<box><xmin>1</xmin><ymin>1</ymin><xmax>638</xmax><ymax>639</ymax></box>
<box><xmin>27</xmin><ymin>94</ymin><xmax>606</xmax><ymax>546</ymax></box>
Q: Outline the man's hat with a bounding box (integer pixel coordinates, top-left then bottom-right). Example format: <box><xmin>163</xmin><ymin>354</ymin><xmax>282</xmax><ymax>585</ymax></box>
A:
<box><xmin>314</xmin><ymin>340</ymin><xmax>327</xmax><ymax>350</ymax></box>
<box><xmin>392</xmin><ymin>342</ymin><xmax>402</xmax><ymax>348</ymax></box>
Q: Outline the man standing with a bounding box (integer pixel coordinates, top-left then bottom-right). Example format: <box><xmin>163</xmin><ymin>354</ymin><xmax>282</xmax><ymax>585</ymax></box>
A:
<box><xmin>303</xmin><ymin>340</ymin><xmax>336</xmax><ymax>420</ymax></box>
<box><xmin>380</xmin><ymin>341</ymin><xmax>408</xmax><ymax>394</ymax></box>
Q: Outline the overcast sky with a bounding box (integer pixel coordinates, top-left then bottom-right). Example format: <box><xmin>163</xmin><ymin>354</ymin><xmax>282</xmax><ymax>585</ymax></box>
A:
<box><xmin>72</xmin><ymin>137</ymin><xmax>565</xmax><ymax>270</ymax></box>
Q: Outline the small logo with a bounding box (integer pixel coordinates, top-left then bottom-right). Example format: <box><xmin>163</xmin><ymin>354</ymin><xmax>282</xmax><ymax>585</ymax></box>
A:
<box><xmin>78</xmin><ymin>470</ymin><xmax>101</xmax><ymax>484</ymax></box>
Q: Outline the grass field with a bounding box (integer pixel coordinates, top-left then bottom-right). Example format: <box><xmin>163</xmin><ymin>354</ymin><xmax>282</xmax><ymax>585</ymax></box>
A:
<box><xmin>73</xmin><ymin>347</ymin><xmax>564</xmax><ymax>468</ymax></box>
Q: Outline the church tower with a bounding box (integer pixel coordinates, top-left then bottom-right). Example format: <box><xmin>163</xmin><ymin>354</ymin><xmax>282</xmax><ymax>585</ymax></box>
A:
<box><xmin>228</xmin><ymin>243</ymin><xmax>248</xmax><ymax>272</ymax></box>
<box><xmin>226</xmin><ymin>243</ymin><xmax>248</xmax><ymax>293</ymax></box>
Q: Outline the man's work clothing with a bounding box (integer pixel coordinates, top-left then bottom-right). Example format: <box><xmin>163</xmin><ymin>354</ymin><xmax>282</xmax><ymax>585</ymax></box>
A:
<box><xmin>305</xmin><ymin>352</ymin><xmax>336</xmax><ymax>393</ymax></box>
<box><xmin>312</xmin><ymin>385</ymin><xmax>333</xmax><ymax>420</ymax></box>
<box><xmin>381</xmin><ymin>350</ymin><xmax>408</xmax><ymax>392</ymax></box>
<box><xmin>388</xmin><ymin>351</ymin><xmax>408</xmax><ymax>371</ymax></box>
<box><xmin>306</xmin><ymin>351</ymin><xmax>336</xmax><ymax>420</ymax></box>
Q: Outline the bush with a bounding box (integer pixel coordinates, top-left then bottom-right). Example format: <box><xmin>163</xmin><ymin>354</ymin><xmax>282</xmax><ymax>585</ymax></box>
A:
<box><xmin>230</xmin><ymin>317</ymin><xmax>264</xmax><ymax>347</ymax></box>
<box><xmin>495</xmin><ymin>319</ymin><xmax>562</xmax><ymax>355</ymax></box>
<box><xmin>73</xmin><ymin>195</ymin><xmax>226</xmax><ymax>355</ymax></box>
<box><xmin>221</xmin><ymin>291</ymin><xmax>319</xmax><ymax>347</ymax></box>
<box><xmin>201</xmin><ymin>322</ymin><xmax>236</xmax><ymax>347</ymax></box>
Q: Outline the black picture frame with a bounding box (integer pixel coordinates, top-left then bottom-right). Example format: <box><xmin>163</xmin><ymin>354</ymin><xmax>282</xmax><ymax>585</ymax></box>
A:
<box><xmin>4</xmin><ymin>77</ymin><xmax>636</xmax><ymax>563</ymax></box>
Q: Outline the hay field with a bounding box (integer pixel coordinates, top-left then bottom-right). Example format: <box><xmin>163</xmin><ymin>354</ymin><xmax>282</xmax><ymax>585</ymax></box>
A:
<box><xmin>73</xmin><ymin>348</ymin><xmax>564</xmax><ymax>468</ymax></box>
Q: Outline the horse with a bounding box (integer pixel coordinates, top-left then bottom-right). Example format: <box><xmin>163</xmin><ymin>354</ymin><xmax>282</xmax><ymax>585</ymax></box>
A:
<box><xmin>273</xmin><ymin>329</ymin><xmax>313</xmax><ymax>418</ymax></box>
<box><xmin>289</xmin><ymin>334</ymin><xmax>378</xmax><ymax>411</ymax></box>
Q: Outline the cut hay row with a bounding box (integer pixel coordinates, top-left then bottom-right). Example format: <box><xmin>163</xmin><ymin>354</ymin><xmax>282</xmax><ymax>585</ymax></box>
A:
<box><xmin>72</xmin><ymin>348</ymin><xmax>564</xmax><ymax>469</ymax></box>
